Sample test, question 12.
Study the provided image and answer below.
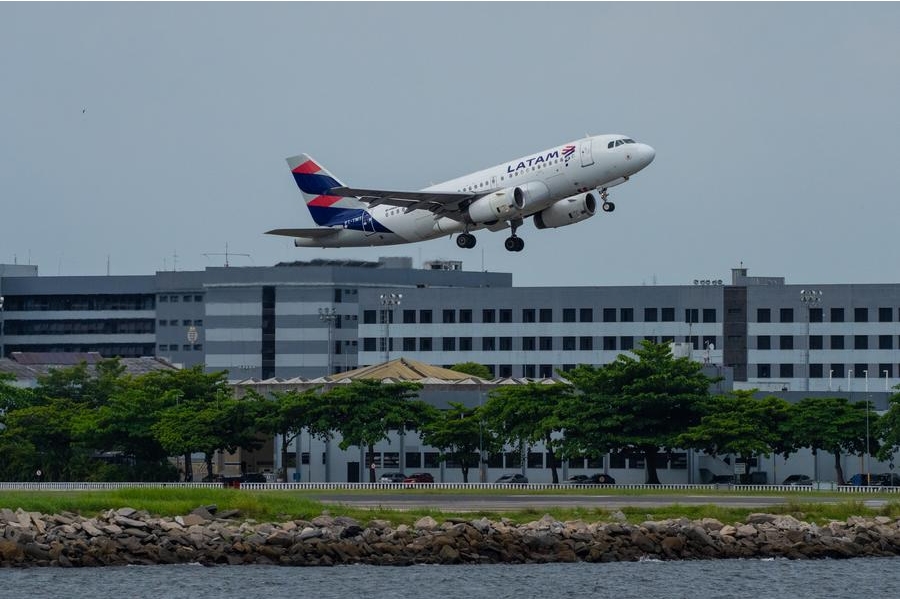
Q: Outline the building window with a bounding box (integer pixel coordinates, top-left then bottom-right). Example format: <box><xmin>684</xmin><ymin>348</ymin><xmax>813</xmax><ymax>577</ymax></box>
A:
<box><xmin>702</xmin><ymin>308</ymin><xmax>716</xmax><ymax>323</ymax></box>
<box><xmin>685</xmin><ymin>308</ymin><xmax>699</xmax><ymax>324</ymax></box>
<box><xmin>757</xmin><ymin>364</ymin><xmax>771</xmax><ymax>378</ymax></box>
<box><xmin>830</xmin><ymin>335</ymin><xmax>844</xmax><ymax>350</ymax></box>
<box><xmin>563</xmin><ymin>308</ymin><xmax>576</xmax><ymax>323</ymax></box>
<box><xmin>499</xmin><ymin>309</ymin><xmax>513</xmax><ymax>323</ymax></box>
<box><xmin>498</xmin><ymin>364</ymin><xmax>513</xmax><ymax>378</ymax></box>
<box><xmin>522</xmin><ymin>308</ymin><xmax>536</xmax><ymax>323</ymax></box>
<box><xmin>603</xmin><ymin>308</ymin><xmax>617</xmax><ymax>322</ymax></box>
<box><xmin>855</xmin><ymin>335</ymin><xmax>869</xmax><ymax>350</ymax></box>
<box><xmin>419</xmin><ymin>337</ymin><xmax>433</xmax><ymax>352</ymax></box>
<box><xmin>880</xmin><ymin>364</ymin><xmax>893</xmax><ymax>378</ymax></box>
<box><xmin>620</xmin><ymin>308</ymin><xmax>634</xmax><ymax>322</ymax></box>
<box><xmin>442</xmin><ymin>337</ymin><xmax>456</xmax><ymax>351</ymax></box>
<box><xmin>159</xmin><ymin>296</ymin><xmax>168</xmax><ymax>303</ymax></box>
<box><xmin>757</xmin><ymin>308</ymin><xmax>771</xmax><ymax>323</ymax></box>
<box><xmin>442</xmin><ymin>309</ymin><xmax>456</xmax><ymax>323</ymax></box>
<box><xmin>539</xmin><ymin>364</ymin><xmax>553</xmax><ymax>378</ymax></box>
<box><xmin>419</xmin><ymin>310</ymin><xmax>432</xmax><ymax>324</ymax></box>
<box><xmin>661</xmin><ymin>307</ymin><xmax>675</xmax><ymax>322</ymax></box>
<box><xmin>459</xmin><ymin>337</ymin><xmax>472</xmax><ymax>351</ymax></box>
<box><xmin>158</xmin><ymin>319</ymin><xmax>167</xmax><ymax>326</ymax></box>
<box><xmin>854</xmin><ymin>365</ymin><xmax>867</xmax><ymax>378</ymax></box>
<box><xmin>539</xmin><ymin>336</ymin><xmax>553</xmax><ymax>350</ymax></box>
<box><xmin>810</xmin><ymin>363</ymin><xmax>823</xmax><ymax>378</ymax></box>
<box><xmin>580</xmin><ymin>336</ymin><xmax>593</xmax><ymax>351</ymax></box>
<box><xmin>879</xmin><ymin>307</ymin><xmax>893</xmax><ymax>323</ymax></box>
<box><xmin>363</xmin><ymin>338</ymin><xmax>377</xmax><ymax>351</ymax></box>
<box><xmin>757</xmin><ymin>335</ymin><xmax>771</xmax><ymax>350</ymax></box>
<box><xmin>482</xmin><ymin>337</ymin><xmax>496</xmax><ymax>351</ymax></box>
<box><xmin>703</xmin><ymin>335</ymin><xmax>716</xmax><ymax>349</ymax></box>
<box><xmin>539</xmin><ymin>308</ymin><xmax>553</xmax><ymax>323</ymax></box>
<box><xmin>832</xmin><ymin>364</ymin><xmax>845</xmax><ymax>378</ymax></box>
<box><xmin>854</xmin><ymin>307</ymin><xmax>868</xmax><ymax>323</ymax></box>
<box><xmin>603</xmin><ymin>336</ymin><xmax>616</xmax><ymax>351</ymax></box>
<box><xmin>809</xmin><ymin>308</ymin><xmax>823</xmax><ymax>323</ymax></box>
<box><xmin>780</xmin><ymin>335</ymin><xmax>794</xmax><ymax>350</ymax></box>
<box><xmin>580</xmin><ymin>308</ymin><xmax>593</xmax><ymax>322</ymax></box>
<box><xmin>620</xmin><ymin>336</ymin><xmax>634</xmax><ymax>351</ymax></box>
<box><xmin>459</xmin><ymin>309</ymin><xmax>472</xmax><ymax>323</ymax></box>
<box><xmin>644</xmin><ymin>308</ymin><xmax>658</xmax><ymax>322</ymax></box>
<box><xmin>483</xmin><ymin>309</ymin><xmax>496</xmax><ymax>323</ymax></box>
<box><xmin>363</xmin><ymin>310</ymin><xmax>377</xmax><ymax>324</ymax></box>
<box><xmin>522</xmin><ymin>337</ymin><xmax>536</xmax><ymax>351</ymax></box>
<box><xmin>880</xmin><ymin>335</ymin><xmax>893</xmax><ymax>350</ymax></box>
<box><xmin>563</xmin><ymin>336</ymin><xmax>576</xmax><ymax>351</ymax></box>
<box><xmin>779</xmin><ymin>308</ymin><xmax>793</xmax><ymax>323</ymax></box>
<box><xmin>830</xmin><ymin>308</ymin><xmax>844</xmax><ymax>322</ymax></box>
<box><xmin>780</xmin><ymin>364</ymin><xmax>794</xmax><ymax>378</ymax></box>
<box><xmin>183</xmin><ymin>295</ymin><xmax>193</xmax><ymax>303</ymax></box>
<box><xmin>810</xmin><ymin>335</ymin><xmax>823</xmax><ymax>350</ymax></box>
<box><xmin>401</xmin><ymin>309</ymin><xmax>416</xmax><ymax>324</ymax></box>
<box><xmin>403</xmin><ymin>338</ymin><xmax>416</xmax><ymax>352</ymax></box>
<box><xmin>499</xmin><ymin>337</ymin><xmax>512</xmax><ymax>351</ymax></box>
<box><xmin>645</xmin><ymin>336</ymin><xmax>658</xmax><ymax>344</ymax></box>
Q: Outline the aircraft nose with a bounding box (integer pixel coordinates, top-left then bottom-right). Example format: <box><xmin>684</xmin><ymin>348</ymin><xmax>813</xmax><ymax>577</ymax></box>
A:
<box><xmin>639</xmin><ymin>144</ymin><xmax>656</xmax><ymax>168</ymax></box>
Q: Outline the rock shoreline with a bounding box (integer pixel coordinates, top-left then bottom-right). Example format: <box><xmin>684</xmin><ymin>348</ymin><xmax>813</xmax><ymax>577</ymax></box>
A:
<box><xmin>2</xmin><ymin>506</ymin><xmax>900</xmax><ymax>567</ymax></box>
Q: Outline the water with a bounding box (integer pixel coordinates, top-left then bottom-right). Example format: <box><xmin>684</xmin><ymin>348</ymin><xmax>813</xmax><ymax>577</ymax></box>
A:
<box><xmin>4</xmin><ymin>558</ymin><xmax>900</xmax><ymax>599</ymax></box>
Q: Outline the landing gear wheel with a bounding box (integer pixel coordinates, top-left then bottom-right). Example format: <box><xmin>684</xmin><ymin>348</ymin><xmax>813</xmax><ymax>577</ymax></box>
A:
<box><xmin>602</xmin><ymin>201</ymin><xmax>616</xmax><ymax>212</ymax></box>
<box><xmin>456</xmin><ymin>233</ymin><xmax>477</xmax><ymax>249</ymax></box>
<box><xmin>504</xmin><ymin>236</ymin><xmax>525</xmax><ymax>252</ymax></box>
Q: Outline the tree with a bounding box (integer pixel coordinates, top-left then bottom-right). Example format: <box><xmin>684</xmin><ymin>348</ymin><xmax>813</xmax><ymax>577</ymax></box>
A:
<box><xmin>787</xmin><ymin>396</ymin><xmax>877</xmax><ymax>485</ymax></box>
<box><xmin>678</xmin><ymin>391</ymin><xmax>791</xmax><ymax>482</ymax></box>
<box><xmin>481</xmin><ymin>382</ymin><xmax>570</xmax><ymax>483</ymax></box>
<box><xmin>262</xmin><ymin>388</ymin><xmax>323</xmax><ymax>481</ymax></box>
<box><xmin>420</xmin><ymin>402</ymin><xmax>502</xmax><ymax>483</ymax></box>
<box><xmin>320</xmin><ymin>380</ymin><xmax>432</xmax><ymax>482</ymax></box>
<box><xmin>450</xmin><ymin>362</ymin><xmax>492</xmax><ymax>379</ymax></box>
<box><xmin>562</xmin><ymin>341</ymin><xmax>714</xmax><ymax>484</ymax></box>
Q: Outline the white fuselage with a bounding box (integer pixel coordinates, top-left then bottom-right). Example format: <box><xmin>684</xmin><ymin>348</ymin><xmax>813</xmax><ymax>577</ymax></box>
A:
<box><xmin>297</xmin><ymin>133</ymin><xmax>654</xmax><ymax>247</ymax></box>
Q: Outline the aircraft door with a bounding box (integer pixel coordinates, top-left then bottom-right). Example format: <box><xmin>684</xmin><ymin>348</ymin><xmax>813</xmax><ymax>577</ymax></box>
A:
<box><xmin>580</xmin><ymin>139</ymin><xmax>594</xmax><ymax>167</ymax></box>
<box><xmin>362</xmin><ymin>212</ymin><xmax>377</xmax><ymax>236</ymax></box>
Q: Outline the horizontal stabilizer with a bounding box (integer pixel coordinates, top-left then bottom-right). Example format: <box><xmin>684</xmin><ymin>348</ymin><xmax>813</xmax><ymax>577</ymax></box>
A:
<box><xmin>266</xmin><ymin>228</ymin><xmax>340</xmax><ymax>239</ymax></box>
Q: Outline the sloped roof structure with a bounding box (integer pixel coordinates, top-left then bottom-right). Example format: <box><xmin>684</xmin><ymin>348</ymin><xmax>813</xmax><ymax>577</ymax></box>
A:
<box><xmin>326</xmin><ymin>358</ymin><xmax>480</xmax><ymax>382</ymax></box>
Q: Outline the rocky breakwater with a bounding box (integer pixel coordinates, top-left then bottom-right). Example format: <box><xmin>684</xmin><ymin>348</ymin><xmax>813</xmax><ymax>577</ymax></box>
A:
<box><xmin>3</xmin><ymin>506</ymin><xmax>900</xmax><ymax>567</ymax></box>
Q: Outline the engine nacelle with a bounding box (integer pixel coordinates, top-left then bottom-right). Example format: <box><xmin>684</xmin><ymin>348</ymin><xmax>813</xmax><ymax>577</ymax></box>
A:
<box><xmin>532</xmin><ymin>192</ymin><xmax>597</xmax><ymax>229</ymax></box>
<box><xmin>467</xmin><ymin>182</ymin><xmax>552</xmax><ymax>223</ymax></box>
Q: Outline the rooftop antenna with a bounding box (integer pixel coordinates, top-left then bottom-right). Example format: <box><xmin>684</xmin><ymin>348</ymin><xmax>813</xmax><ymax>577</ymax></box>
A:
<box><xmin>203</xmin><ymin>242</ymin><xmax>251</xmax><ymax>267</ymax></box>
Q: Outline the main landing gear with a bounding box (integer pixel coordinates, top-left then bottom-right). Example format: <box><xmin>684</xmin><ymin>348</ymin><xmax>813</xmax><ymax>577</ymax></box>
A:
<box><xmin>504</xmin><ymin>220</ymin><xmax>525</xmax><ymax>252</ymax></box>
<box><xmin>600</xmin><ymin>189</ymin><xmax>615</xmax><ymax>212</ymax></box>
<box><xmin>456</xmin><ymin>233</ymin><xmax>477</xmax><ymax>249</ymax></box>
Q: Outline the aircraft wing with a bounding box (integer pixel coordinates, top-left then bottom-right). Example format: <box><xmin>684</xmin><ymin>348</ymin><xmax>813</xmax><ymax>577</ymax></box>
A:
<box><xmin>328</xmin><ymin>186</ymin><xmax>477</xmax><ymax>217</ymax></box>
<box><xmin>265</xmin><ymin>228</ymin><xmax>341</xmax><ymax>239</ymax></box>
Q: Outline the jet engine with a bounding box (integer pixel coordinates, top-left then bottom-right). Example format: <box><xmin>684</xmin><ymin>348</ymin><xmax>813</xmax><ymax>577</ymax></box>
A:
<box><xmin>467</xmin><ymin>181</ymin><xmax>551</xmax><ymax>223</ymax></box>
<box><xmin>532</xmin><ymin>192</ymin><xmax>597</xmax><ymax>229</ymax></box>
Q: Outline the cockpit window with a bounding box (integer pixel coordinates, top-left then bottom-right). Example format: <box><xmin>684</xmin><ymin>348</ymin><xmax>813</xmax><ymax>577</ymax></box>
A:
<box><xmin>609</xmin><ymin>138</ymin><xmax>637</xmax><ymax>149</ymax></box>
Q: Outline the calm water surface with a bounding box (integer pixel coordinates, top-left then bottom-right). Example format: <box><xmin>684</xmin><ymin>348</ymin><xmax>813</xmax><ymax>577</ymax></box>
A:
<box><xmin>4</xmin><ymin>558</ymin><xmax>900</xmax><ymax>599</ymax></box>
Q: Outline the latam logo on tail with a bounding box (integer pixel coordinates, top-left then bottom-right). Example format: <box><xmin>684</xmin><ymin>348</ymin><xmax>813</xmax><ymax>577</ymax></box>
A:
<box><xmin>267</xmin><ymin>133</ymin><xmax>655</xmax><ymax>253</ymax></box>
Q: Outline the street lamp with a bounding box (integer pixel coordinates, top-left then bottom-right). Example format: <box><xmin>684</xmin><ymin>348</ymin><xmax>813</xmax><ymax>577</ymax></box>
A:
<box><xmin>0</xmin><ymin>295</ymin><xmax>5</xmax><ymax>360</ymax></box>
<box><xmin>799</xmin><ymin>289</ymin><xmax>823</xmax><ymax>392</ymax></box>
<box><xmin>865</xmin><ymin>369</ymin><xmax>870</xmax><ymax>481</ymax></box>
<box><xmin>318</xmin><ymin>307</ymin><xmax>338</xmax><ymax>376</ymax></box>
<box><xmin>885</xmin><ymin>369</ymin><xmax>891</xmax><ymax>392</ymax></box>
<box><xmin>379</xmin><ymin>293</ymin><xmax>402</xmax><ymax>363</ymax></box>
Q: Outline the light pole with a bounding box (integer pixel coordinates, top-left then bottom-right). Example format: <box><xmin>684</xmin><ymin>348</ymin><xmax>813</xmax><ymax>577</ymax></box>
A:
<box><xmin>865</xmin><ymin>369</ymin><xmax>870</xmax><ymax>481</ymax></box>
<box><xmin>799</xmin><ymin>289</ymin><xmax>823</xmax><ymax>392</ymax></box>
<box><xmin>379</xmin><ymin>293</ymin><xmax>402</xmax><ymax>363</ymax></box>
<box><xmin>885</xmin><ymin>369</ymin><xmax>891</xmax><ymax>392</ymax></box>
<box><xmin>318</xmin><ymin>307</ymin><xmax>338</xmax><ymax>376</ymax></box>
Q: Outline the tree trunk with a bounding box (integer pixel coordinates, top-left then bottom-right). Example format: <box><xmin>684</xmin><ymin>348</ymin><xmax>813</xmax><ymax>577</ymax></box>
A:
<box><xmin>461</xmin><ymin>465</ymin><xmax>469</xmax><ymax>483</ymax></box>
<box><xmin>546</xmin><ymin>436</ymin><xmax>559</xmax><ymax>484</ymax></box>
<box><xmin>368</xmin><ymin>443</ymin><xmax>376</xmax><ymax>482</ymax></box>
<box><xmin>834</xmin><ymin>450</ymin><xmax>846</xmax><ymax>485</ymax></box>
<box><xmin>644</xmin><ymin>447</ymin><xmax>661</xmax><ymax>484</ymax></box>
<box><xmin>280</xmin><ymin>432</ymin><xmax>290</xmax><ymax>481</ymax></box>
<box><xmin>183</xmin><ymin>452</ymin><xmax>193</xmax><ymax>481</ymax></box>
<box><xmin>204</xmin><ymin>453</ymin><xmax>214</xmax><ymax>481</ymax></box>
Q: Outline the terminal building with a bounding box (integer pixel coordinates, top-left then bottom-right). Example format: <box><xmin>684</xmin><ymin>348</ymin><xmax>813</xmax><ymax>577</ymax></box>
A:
<box><xmin>2</xmin><ymin>259</ymin><xmax>898</xmax><ymax>483</ymax></box>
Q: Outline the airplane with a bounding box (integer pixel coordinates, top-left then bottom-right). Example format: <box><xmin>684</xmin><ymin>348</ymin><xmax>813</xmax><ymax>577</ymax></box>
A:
<box><xmin>267</xmin><ymin>134</ymin><xmax>655</xmax><ymax>252</ymax></box>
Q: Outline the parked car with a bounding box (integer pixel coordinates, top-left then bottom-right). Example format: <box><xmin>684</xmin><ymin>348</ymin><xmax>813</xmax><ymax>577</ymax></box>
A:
<box><xmin>379</xmin><ymin>472</ymin><xmax>406</xmax><ymax>483</ymax></box>
<box><xmin>241</xmin><ymin>472</ymin><xmax>268</xmax><ymax>483</ymax></box>
<box><xmin>847</xmin><ymin>473</ymin><xmax>877</xmax><ymax>486</ymax></box>
<box><xmin>563</xmin><ymin>474</ymin><xmax>590</xmax><ymax>484</ymax></box>
<box><xmin>781</xmin><ymin>474</ymin><xmax>814</xmax><ymax>486</ymax></box>
<box><xmin>876</xmin><ymin>473</ymin><xmax>900</xmax><ymax>487</ymax></box>
<box><xmin>587</xmin><ymin>473</ymin><xmax>616</xmax><ymax>485</ymax></box>
<box><xmin>495</xmin><ymin>474</ymin><xmax>529</xmax><ymax>484</ymax></box>
<box><xmin>403</xmin><ymin>472</ymin><xmax>434</xmax><ymax>484</ymax></box>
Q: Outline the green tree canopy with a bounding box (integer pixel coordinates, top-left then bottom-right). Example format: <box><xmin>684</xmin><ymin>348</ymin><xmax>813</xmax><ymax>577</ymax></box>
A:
<box><xmin>562</xmin><ymin>341</ymin><xmax>714</xmax><ymax>484</ymax></box>
<box><xmin>420</xmin><ymin>402</ymin><xmax>502</xmax><ymax>483</ymax></box>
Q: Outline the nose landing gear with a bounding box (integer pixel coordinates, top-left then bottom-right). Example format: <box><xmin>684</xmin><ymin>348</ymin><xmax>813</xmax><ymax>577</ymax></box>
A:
<box><xmin>600</xmin><ymin>189</ymin><xmax>615</xmax><ymax>212</ymax></box>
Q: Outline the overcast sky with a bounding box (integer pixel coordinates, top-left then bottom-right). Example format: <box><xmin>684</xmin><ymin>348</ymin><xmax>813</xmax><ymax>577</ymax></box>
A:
<box><xmin>2</xmin><ymin>3</ymin><xmax>899</xmax><ymax>288</ymax></box>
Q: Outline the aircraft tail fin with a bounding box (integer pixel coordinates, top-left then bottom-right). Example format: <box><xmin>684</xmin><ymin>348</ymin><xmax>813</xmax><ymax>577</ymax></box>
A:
<box><xmin>286</xmin><ymin>154</ymin><xmax>367</xmax><ymax>226</ymax></box>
